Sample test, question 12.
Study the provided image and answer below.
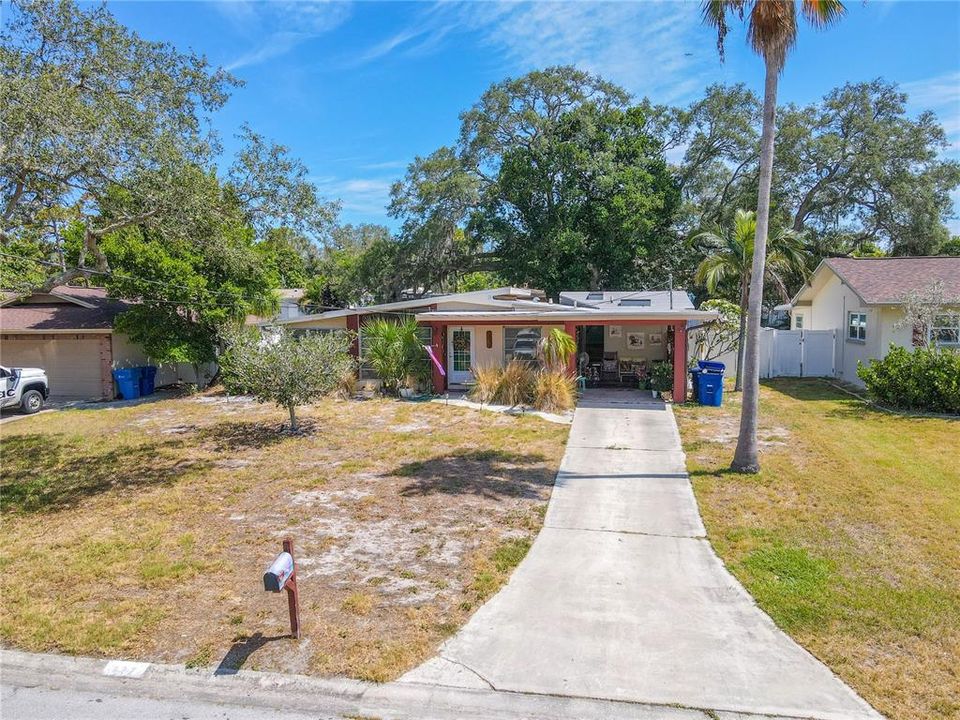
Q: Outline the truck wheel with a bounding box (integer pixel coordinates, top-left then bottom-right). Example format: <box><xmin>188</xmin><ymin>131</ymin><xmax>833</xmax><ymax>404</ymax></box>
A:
<box><xmin>20</xmin><ymin>389</ymin><xmax>43</xmax><ymax>414</ymax></box>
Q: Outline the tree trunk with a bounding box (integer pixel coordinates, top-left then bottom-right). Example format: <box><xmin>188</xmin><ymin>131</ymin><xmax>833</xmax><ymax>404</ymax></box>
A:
<box><xmin>287</xmin><ymin>404</ymin><xmax>298</xmax><ymax>432</ymax></box>
<box><xmin>734</xmin><ymin>276</ymin><xmax>748</xmax><ymax>392</ymax></box>
<box><xmin>732</xmin><ymin>55</ymin><xmax>779</xmax><ymax>474</ymax></box>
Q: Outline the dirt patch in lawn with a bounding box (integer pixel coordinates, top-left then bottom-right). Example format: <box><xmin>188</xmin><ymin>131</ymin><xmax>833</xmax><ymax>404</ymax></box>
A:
<box><xmin>0</xmin><ymin>390</ymin><xmax>568</xmax><ymax>681</ymax></box>
<box><xmin>674</xmin><ymin>379</ymin><xmax>960</xmax><ymax>720</ymax></box>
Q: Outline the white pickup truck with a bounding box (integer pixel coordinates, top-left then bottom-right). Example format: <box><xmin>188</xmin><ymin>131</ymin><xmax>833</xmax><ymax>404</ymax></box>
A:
<box><xmin>0</xmin><ymin>365</ymin><xmax>49</xmax><ymax>414</ymax></box>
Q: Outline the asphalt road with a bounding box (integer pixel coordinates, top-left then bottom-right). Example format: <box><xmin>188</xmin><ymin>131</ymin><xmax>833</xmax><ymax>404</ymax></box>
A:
<box><xmin>1</xmin><ymin>683</ymin><xmax>334</xmax><ymax>720</ymax></box>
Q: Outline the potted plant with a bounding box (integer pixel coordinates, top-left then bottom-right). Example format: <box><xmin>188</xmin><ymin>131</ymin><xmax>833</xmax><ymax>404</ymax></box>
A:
<box><xmin>650</xmin><ymin>362</ymin><xmax>673</xmax><ymax>399</ymax></box>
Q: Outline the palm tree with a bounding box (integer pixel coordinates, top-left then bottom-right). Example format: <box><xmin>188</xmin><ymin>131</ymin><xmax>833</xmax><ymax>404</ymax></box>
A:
<box><xmin>703</xmin><ymin>0</ymin><xmax>845</xmax><ymax>473</ymax></box>
<box><xmin>694</xmin><ymin>209</ymin><xmax>807</xmax><ymax>391</ymax></box>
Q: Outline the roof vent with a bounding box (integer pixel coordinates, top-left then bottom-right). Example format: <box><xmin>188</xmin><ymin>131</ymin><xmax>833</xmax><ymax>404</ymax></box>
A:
<box><xmin>619</xmin><ymin>298</ymin><xmax>651</xmax><ymax>307</ymax></box>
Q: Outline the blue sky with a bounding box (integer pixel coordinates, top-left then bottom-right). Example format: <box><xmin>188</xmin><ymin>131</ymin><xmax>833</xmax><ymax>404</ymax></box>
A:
<box><xmin>106</xmin><ymin>0</ymin><xmax>960</xmax><ymax>232</ymax></box>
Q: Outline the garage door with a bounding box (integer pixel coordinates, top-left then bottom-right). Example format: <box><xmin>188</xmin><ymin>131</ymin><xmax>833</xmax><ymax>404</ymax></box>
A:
<box><xmin>0</xmin><ymin>334</ymin><xmax>107</xmax><ymax>399</ymax></box>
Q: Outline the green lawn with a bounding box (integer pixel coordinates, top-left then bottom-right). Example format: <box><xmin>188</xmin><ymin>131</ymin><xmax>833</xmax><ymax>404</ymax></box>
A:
<box><xmin>0</xmin><ymin>391</ymin><xmax>568</xmax><ymax>681</ymax></box>
<box><xmin>674</xmin><ymin>380</ymin><xmax>959</xmax><ymax>720</ymax></box>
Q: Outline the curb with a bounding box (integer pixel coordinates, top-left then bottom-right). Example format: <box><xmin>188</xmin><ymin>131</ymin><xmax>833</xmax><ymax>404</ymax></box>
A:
<box><xmin>0</xmin><ymin>648</ymin><xmax>816</xmax><ymax>720</ymax></box>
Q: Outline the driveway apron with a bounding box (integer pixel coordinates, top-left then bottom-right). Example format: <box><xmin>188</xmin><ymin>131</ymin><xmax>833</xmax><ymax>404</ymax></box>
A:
<box><xmin>401</xmin><ymin>390</ymin><xmax>881</xmax><ymax>720</ymax></box>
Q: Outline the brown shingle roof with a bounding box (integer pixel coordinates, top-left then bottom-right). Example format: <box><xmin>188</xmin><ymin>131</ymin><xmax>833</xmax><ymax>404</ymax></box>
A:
<box><xmin>0</xmin><ymin>286</ymin><xmax>129</xmax><ymax>332</ymax></box>
<box><xmin>824</xmin><ymin>257</ymin><xmax>960</xmax><ymax>304</ymax></box>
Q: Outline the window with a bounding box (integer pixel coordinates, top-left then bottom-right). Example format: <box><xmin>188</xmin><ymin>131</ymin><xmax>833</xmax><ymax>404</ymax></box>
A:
<box><xmin>504</xmin><ymin>327</ymin><xmax>541</xmax><ymax>363</ymax></box>
<box><xmin>847</xmin><ymin>312</ymin><xmax>867</xmax><ymax>341</ymax></box>
<box><xmin>931</xmin><ymin>314</ymin><xmax>960</xmax><ymax>347</ymax></box>
<box><xmin>794</xmin><ymin>314</ymin><xmax>804</xmax><ymax>330</ymax></box>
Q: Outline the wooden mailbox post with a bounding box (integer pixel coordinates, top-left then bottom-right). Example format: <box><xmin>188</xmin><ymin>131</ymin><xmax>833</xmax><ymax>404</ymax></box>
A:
<box><xmin>263</xmin><ymin>538</ymin><xmax>301</xmax><ymax>639</ymax></box>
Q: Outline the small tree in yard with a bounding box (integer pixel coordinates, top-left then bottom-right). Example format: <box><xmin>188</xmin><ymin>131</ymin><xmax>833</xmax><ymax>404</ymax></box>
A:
<box><xmin>221</xmin><ymin>327</ymin><xmax>354</xmax><ymax>431</ymax></box>
<box><xmin>692</xmin><ymin>299</ymin><xmax>741</xmax><ymax>362</ymax></box>
<box><xmin>894</xmin><ymin>281</ymin><xmax>957</xmax><ymax>348</ymax></box>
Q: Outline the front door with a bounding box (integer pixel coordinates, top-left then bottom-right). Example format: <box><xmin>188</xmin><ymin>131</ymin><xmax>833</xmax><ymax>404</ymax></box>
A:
<box><xmin>448</xmin><ymin>328</ymin><xmax>474</xmax><ymax>385</ymax></box>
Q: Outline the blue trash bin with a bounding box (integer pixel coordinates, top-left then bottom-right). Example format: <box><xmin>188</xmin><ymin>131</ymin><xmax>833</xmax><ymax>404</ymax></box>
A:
<box><xmin>112</xmin><ymin>368</ymin><xmax>142</xmax><ymax>400</ymax></box>
<box><xmin>696</xmin><ymin>360</ymin><xmax>725</xmax><ymax>406</ymax></box>
<box><xmin>139</xmin><ymin>366</ymin><xmax>158</xmax><ymax>395</ymax></box>
<box><xmin>697</xmin><ymin>372</ymin><xmax>723</xmax><ymax>406</ymax></box>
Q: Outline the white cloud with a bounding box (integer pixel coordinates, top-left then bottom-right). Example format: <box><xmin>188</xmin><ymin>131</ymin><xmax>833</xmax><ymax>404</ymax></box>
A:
<box><xmin>213</xmin><ymin>1</ymin><xmax>353</xmax><ymax>71</ymax></box>
<box><xmin>314</xmin><ymin>176</ymin><xmax>395</xmax><ymax>215</ymax></box>
<box><xmin>902</xmin><ymin>71</ymin><xmax>960</xmax><ymax>151</ymax></box>
<box><xmin>348</xmin><ymin>1</ymin><xmax>715</xmax><ymax>104</ymax></box>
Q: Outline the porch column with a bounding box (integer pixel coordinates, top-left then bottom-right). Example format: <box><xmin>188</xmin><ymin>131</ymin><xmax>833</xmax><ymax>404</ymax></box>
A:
<box><xmin>563</xmin><ymin>321</ymin><xmax>578</xmax><ymax>376</ymax></box>
<box><xmin>429</xmin><ymin>322</ymin><xmax>446</xmax><ymax>394</ymax></box>
<box><xmin>346</xmin><ymin>314</ymin><xmax>360</xmax><ymax>359</ymax></box>
<box><xmin>672</xmin><ymin>321</ymin><xmax>688</xmax><ymax>403</ymax></box>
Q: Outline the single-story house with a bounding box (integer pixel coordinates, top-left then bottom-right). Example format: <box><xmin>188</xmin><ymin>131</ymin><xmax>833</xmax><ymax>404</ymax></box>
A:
<box><xmin>0</xmin><ymin>286</ymin><xmax>205</xmax><ymax>399</ymax></box>
<box><xmin>267</xmin><ymin>286</ymin><xmax>718</xmax><ymax>402</ymax></box>
<box><xmin>788</xmin><ymin>257</ymin><xmax>960</xmax><ymax>384</ymax></box>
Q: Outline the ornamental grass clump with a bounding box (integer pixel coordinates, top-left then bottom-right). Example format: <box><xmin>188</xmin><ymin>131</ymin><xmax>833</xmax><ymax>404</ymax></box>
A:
<box><xmin>469</xmin><ymin>364</ymin><xmax>501</xmax><ymax>404</ymax></box>
<box><xmin>494</xmin><ymin>360</ymin><xmax>537</xmax><ymax>407</ymax></box>
<box><xmin>533</xmin><ymin>369</ymin><xmax>577</xmax><ymax>413</ymax></box>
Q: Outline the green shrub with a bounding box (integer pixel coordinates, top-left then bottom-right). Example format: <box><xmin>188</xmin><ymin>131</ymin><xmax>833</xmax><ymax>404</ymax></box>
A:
<box><xmin>857</xmin><ymin>345</ymin><xmax>960</xmax><ymax>414</ymax></box>
<box><xmin>361</xmin><ymin>317</ymin><xmax>429</xmax><ymax>396</ymax></box>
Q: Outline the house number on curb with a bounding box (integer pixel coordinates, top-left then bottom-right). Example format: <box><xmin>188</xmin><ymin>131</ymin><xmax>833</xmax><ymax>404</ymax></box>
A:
<box><xmin>263</xmin><ymin>538</ymin><xmax>301</xmax><ymax>639</ymax></box>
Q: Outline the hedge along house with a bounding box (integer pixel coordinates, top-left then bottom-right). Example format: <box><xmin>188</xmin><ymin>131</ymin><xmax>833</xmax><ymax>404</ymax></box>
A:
<box><xmin>269</xmin><ymin>287</ymin><xmax>718</xmax><ymax>403</ymax></box>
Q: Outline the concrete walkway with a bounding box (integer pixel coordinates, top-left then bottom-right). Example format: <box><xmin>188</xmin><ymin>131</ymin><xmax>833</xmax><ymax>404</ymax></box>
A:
<box><xmin>402</xmin><ymin>390</ymin><xmax>881</xmax><ymax>720</ymax></box>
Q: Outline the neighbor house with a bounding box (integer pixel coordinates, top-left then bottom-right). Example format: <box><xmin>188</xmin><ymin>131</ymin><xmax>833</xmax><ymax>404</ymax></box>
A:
<box><xmin>0</xmin><ymin>286</ymin><xmax>206</xmax><ymax>399</ymax></box>
<box><xmin>266</xmin><ymin>286</ymin><xmax>717</xmax><ymax>402</ymax></box>
<box><xmin>788</xmin><ymin>257</ymin><xmax>960</xmax><ymax>384</ymax></box>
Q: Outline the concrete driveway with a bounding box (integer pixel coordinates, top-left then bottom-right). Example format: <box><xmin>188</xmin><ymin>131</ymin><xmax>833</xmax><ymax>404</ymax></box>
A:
<box><xmin>402</xmin><ymin>389</ymin><xmax>881</xmax><ymax>720</ymax></box>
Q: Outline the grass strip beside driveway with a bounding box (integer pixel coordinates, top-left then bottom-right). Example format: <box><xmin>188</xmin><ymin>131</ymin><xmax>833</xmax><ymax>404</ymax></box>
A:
<box><xmin>674</xmin><ymin>379</ymin><xmax>959</xmax><ymax>720</ymax></box>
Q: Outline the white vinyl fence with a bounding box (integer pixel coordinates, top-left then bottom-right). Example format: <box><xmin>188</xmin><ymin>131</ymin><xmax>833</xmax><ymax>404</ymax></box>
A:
<box><xmin>759</xmin><ymin>328</ymin><xmax>836</xmax><ymax>379</ymax></box>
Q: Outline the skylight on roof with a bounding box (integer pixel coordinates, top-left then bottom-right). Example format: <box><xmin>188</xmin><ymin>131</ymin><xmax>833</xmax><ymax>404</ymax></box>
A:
<box><xmin>586</xmin><ymin>292</ymin><xmax>604</xmax><ymax>300</ymax></box>
<box><xmin>619</xmin><ymin>298</ymin><xmax>651</xmax><ymax>307</ymax></box>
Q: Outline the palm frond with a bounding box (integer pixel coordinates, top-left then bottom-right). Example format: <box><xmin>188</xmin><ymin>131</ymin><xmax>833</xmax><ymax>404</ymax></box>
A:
<box><xmin>801</xmin><ymin>0</ymin><xmax>845</xmax><ymax>28</ymax></box>
<box><xmin>701</xmin><ymin>0</ymin><xmax>746</xmax><ymax>60</ymax></box>
<box><xmin>747</xmin><ymin>0</ymin><xmax>797</xmax><ymax>69</ymax></box>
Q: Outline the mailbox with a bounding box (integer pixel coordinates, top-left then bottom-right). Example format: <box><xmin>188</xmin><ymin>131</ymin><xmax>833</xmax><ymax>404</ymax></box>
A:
<box><xmin>263</xmin><ymin>539</ymin><xmax>301</xmax><ymax>639</ymax></box>
<box><xmin>263</xmin><ymin>551</ymin><xmax>294</xmax><ymax>592</ymax></box>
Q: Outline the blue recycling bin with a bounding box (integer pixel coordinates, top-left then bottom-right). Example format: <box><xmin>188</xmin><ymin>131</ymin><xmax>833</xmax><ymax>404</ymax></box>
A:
<box><xmin>696</xmin><ymin>360</ymin><xmax>725</xmax><ymax>406</ymax></box>
<box><xmin>112</xmin><ymin>368</ymin><xmax>142</xmax><ymax>400</ymax></box>
<box><xmin>139</xmin><ymin>365</ymin><xmax>158</xmax><ymax>395</ymax></box>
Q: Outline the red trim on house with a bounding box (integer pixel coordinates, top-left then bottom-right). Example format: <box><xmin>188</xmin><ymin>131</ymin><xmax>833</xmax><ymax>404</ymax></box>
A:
<box><xmin>563</xmin><ymin>321</ymin><xmax>578</xmax><ymax>376</ymax></box>
<box><xmin>346</xmin><ymin>314</ymin><xmax>360</xmax><ymax>359</ymax></box>
<box><xmin>429</xmin><ymin>322</ymin><xmax>446</xmax><ymax>393</ymax></box>
<box><xmin>672</xmin><ymin>321</ymin><xmax>688</xmax><ymax>403</ymax></box>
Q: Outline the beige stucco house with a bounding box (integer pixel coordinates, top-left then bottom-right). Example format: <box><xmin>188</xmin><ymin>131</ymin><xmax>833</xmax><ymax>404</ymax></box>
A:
<box><xmin>269</xmin><ymin>286</ymin><xmax>717</xmax><ymax>402</ymax></box>
<box><xmin>789</xmin><ymin>257</ymin><xmax>960</xmax><ymax>385</ymax></box>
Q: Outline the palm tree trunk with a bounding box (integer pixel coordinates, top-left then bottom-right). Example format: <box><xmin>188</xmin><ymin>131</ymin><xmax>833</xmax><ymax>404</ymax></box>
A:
<box><xmin>734</xmin><ymin>276</ymin><xmax>748</xmax><ymax>392</ymax></box>
<box><xmin>732</xmin><ymin>54</ymin><xmax>779</xmax><ymax>474</ymax></box>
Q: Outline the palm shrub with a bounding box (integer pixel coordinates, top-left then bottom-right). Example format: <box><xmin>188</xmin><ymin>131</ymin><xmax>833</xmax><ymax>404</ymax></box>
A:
<box><xmin>538</xmin><ymin>329</ymin><xmax>577</xmax><ymax>372</ymax></box>
<box><xmin>533</xmin><ymin>369</ymin><xmax>577</xmax><ymax>412</ymax></box>
<box><xmin>858</xmin><ymin>345</ymin><xmax>960</xmax><ymax>414</ymax></box>
<box><xmin>361</xmin><ymin>317</ymin><xmax>427</xmax><ymax>396</ymax></box>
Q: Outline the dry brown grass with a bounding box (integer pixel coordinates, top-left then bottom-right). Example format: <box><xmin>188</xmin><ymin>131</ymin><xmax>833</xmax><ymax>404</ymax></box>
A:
<box><xmin>0</xmin><ymin>389</ymin><xmax>568</xmax><ymax>681</ymax></box>
<box><xmin>674</xmin><ymin>379</ymin><xmax>960</xmax><ymax>720</ymax></box>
